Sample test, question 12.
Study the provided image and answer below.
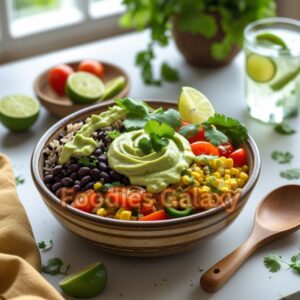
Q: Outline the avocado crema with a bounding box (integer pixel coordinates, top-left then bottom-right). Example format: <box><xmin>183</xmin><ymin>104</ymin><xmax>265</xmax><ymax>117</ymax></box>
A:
<box><xmin>108</xmin><ymin>130</ymin><xmax>195</xmax><ymax>193</ymax></box>
<box><xmin>59</xmin><ymin>105</ymin><xmax>126</xmax><ymax>164</ymax></box>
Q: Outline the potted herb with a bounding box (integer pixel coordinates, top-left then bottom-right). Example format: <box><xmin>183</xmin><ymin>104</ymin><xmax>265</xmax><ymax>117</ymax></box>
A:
<box><xmin>120</xmin><ymin>0</ymin><xmax>276</xmax><ymax>85</ymax></box>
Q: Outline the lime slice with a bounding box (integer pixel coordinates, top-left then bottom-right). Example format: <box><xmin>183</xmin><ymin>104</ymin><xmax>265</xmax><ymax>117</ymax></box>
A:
<box><xmin>246</xmin><ymin>54</ymin><xmax>276</xmax><ymax>83</ymax></box>
<box><xmin>178</xmin><ymin>87</ymin><xmax>215</xmax><ymax>124</ymax></box>
<box><xmin>256</xmin><ymin>33</ymin><xmax>288</xmax><ymax>49</ymax></box>
<box><xmin>66</xmin><ymin>72</ymin><xmax>105</xmax><ymax>104</ymax></box>
<box><xmin>0</xmin><ymin>95</ymin><xmax>40</xmax><ymax>132</ymax></box>
<box><xmin>59</xmin><ymin>261</ymin><xmax>107</xmax><ymax>298</ymax></box>
<box><xmin>271</xmin><ymin>66</ymin><xmax>300</xmax><ymax>91</ymax></box>
<box><xmin>101</xmin><ymin>76</ymin><xmax>126</xmax><ymax>101</ymax></box>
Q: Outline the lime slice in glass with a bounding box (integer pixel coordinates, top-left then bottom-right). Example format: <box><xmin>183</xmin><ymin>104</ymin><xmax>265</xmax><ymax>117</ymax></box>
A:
<box><xmin>271</xmin><ymin>66</ymin><xmax>300</xmax><ymax>91</ymax></box>
<box><xmin>178</xmin><ymin>86</ymin><xmax>215</xmax><ymax>124</ymax></box>
<box><xmin>256</xmin><ymin>33</ymin><xmax>288</xmax><ymax>49</ymax></box>
<box><xmin>246</xmin><ymin>54</ymin><xmax>276</xmax><ymax>83</ymax></box>
<box><xmin>0</xmin><ymin>95</ymin><xmax>40</xmax><ymax>132</ymax></box>
<box><xmin>66</xmin><ymin>72</ymin><xmax>105</xmax><ymax>104</ymax></box>
<box><xmin>101</xmin><ymin>76</ymin><xmax>126</xmax><ymax>101</ymax></box>
<box><xmin>59</xmin><ymin>261</ymin><xmax>107</xmax><ymax>298</ymax></box>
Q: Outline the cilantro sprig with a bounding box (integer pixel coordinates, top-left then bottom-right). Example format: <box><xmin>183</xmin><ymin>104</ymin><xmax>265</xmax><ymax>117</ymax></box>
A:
<box><xmin>274</xmin><ymin>123</ymin><xmax>296</xmax><ymax>135</ymax></box>
<box><xmin>138</xmin><ymin>120</ymin><xmax>175</xmax><ymax>154</ymax></box>
<box><xmin>38</xmin><ymin>240</ymin><xmax>53</xmax><ymax>251</ymax></box>
<box><xmin>15</xmin><ymin>176</ymin><xmax>25</xmax><ymax>186</ymax></box>
<box><xmin>264</xmin><ymin>252</ymin><xmax>300</xmax><ymax>274</ymax></box>
<box><xmin>42</xmin><ymin>257</ymin><xmax>70</xmax><ymax>276</ymax></box>
<box><xmin>271</xmin><ymin>151</ymin><xmax>294</xmax><ymax>164</ymax></box>
<box><xmin>280</xmin><ymin>168</ymin><xmax>300</xmax><ymax>180</ymax></box>
<box><xmin>78</xmin><ymin>156</ymin><xmax>98</xmax><ymax>167</ymax></box>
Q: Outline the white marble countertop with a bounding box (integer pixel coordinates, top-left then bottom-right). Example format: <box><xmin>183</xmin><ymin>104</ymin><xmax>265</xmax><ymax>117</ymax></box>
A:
<box><xmin>0</xmin><ymin>31</ymin><xmax>299</xmax><ymax>300</ymax></box>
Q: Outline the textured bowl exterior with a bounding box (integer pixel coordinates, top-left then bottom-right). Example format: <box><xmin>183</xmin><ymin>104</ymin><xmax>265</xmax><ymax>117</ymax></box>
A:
<box><xmin>31</xmin><ymin>100</ymin><xmax>260</xmax><ymax>257</ymax></box>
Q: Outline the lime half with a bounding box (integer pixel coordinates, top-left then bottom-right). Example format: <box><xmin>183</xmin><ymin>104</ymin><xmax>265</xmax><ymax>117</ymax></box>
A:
<box><xmin>66</xmin><ymin>72</ymin><xmax>105</xmax><ymax>104</ymax></box>
<box><xmin>101</xmin><ymin>76</ymin><xmax>126</xmax><ymax>101</ymax></box>
<box><xmin>178</xmin><ymin>87</ymin><xmax>215</xmax><ymax>124</ymax></box>
<box><xmin>59</xmin><ymin>261</ymin><xmax>107</xmax><ymax>298</ymax></box>
<box><xmin>256</xmin><ymin>33</ymin><xmax>288</xmax><ymax>49</ymax></box>
<box><xmin>246</xmin><ymin>54</ymin><xmax>276</xmax><ymax>83</ymax></box>
<box><xmin>0</xmin><ymin>95</ymin><xmax>40</xmax><ymax>132</ymax></box>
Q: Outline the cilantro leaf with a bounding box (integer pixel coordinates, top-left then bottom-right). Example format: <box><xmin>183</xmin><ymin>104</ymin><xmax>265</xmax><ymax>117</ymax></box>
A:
<box><xmin>291</xmin><ymin>253</ymin><xmax>300</xmax><ymax>263</ymax></box>
<box><xmin>274</xmin><ymin>123</ymin><xmax>296</xmax><ymax>135</ymax></box>
<box><xmin>203</xmin><ymin>124</ymin><xmax>228</xmax><ymax>146</ymax></box>
<box><xmin>115</xmin><ymin>98</ymin><xmax>149</xmax><ymax>116</ymax></box>
<box><xmin>38</xmin><ymin>240</ymin><xmax>53</xmax><ymax>251</ymax></box>
<box><xmin>161</xmin><ymin>62</ymin><xmax>179</xmax><ymax>82</ymax></box>
<box><xmin>178</xmin><ymin>124</ymin><xmax>200</xmax><ymax>139</ymax></box>
<box><xmin>151</xmin><ymin>134</ymin><xmax>169</xmax><ymax>153</ymax></box>
<box><xmin>101</xmin><ymin>181</ymin><xmax>122</xmax><ymax>192</ymax></box>
<box><xmin>144</xmin><ymin>119</ymin><xmax>161</xmax><ymax>135</ymax></box>
<box><xmin>271</xmin><ymin>151</ymin><xmax>294</xmax><ymax>164</ymax></box>
<box><xmin>289</xmin><ymin>262</ymin><xmax>300</xmax><ymax>274</ymax></box>
<box><xmin>205</xmin><ymin>113</ymin><xmax>248</xmax><ymax>146</ymax></box>
<box><xmin>149</xmin><ymin>108</ymin><xmax>181</xmax><ymax>129</ymax></box>
<box><xmin>264</xmin><ymin>255</ymin><xmax>282</xmax><ymax>273</ymax></box>
<box><xmin>138</xmin><ymin>137</ymin><xmax>152</xmax><ymax>155</ymax></box>
<box><xmin>15</xmin><ymin>176</ymin><xmax>25</xmax><ymax>186</ymax></box>
<box><xmin>107</xmin><ymin>130</ymin><xmax>121</xmax><ymax>140</ymax></box>
<box><xmin>78</xmin><ymin>156</ymin><xmax>98</xmax><ymax>167</ymax></box>
<box><xmin>42</xmin><ymin>258</ymin><xmax>70</xmax><ymax>276</ymax></box>
<box><xmin>280</xmin><ymin>168</ymin><xmax>300</xmax><ymax>180</ymax></box>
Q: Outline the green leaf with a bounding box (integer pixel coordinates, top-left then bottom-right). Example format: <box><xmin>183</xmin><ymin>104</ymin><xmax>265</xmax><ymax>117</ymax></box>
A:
<box><xmin>42</xmin><ymin>258</ymin><xmax>70</xmax><ymax>276</ymax></box>
<box><xmin>158</xmin><ymin>122</ymin><xmax>175</xmax><ymax>138</ymax></box>
<box><xmin>138</xmin><ymin>137</ymin><xmax>152</xmax><ymax>155</ymax></box>
<box><xmin>151</xmin><ymin>134</ymin><xmax>169</xmax><ymax>153</ymax></box>
<box><xmin>280</xmin><ymin>168</ymin><xmax>300</xmax><ymax>180</ymax></box>
<box><xmin>78</xmin><ymin>156</ymin><xmax>98</xmax><ymax>167</ymax></box>
<box><xmin>264</xmin><ymin>255</ymin><xmax>282</xmax><ymax>273</ymax></box>
<box><xmin>149</xmin><ymin>108</ymin><xmax>181</xmax><ymax>129</ymax></box>
<box><xmin>115</xmin><ymin>98</ymin><xmax>149</xmax><ymax>116</ymax></box>
<box><xmin>289</xmin><ymin>262</ymin><xmax>300</xmax><ymax>274</ymax></box>
<box><xmin>161</xmin><ymin>62</ymin><xmax>179</xmax><ymax>82</ymax></box>
<box><xmin>203</xmin><ymin>124</ymin><xmax>228</xmax><ymax>146</ymax></box>
<box><xmin>291</xmin><ymin>253</ymin><xmax>300</xmax><ymax>263</ymax></box>
<box><xmin>38</xmin><ymin>240</ymin><xmax>53</xmax><ymax>251</ymax></box>
<box><xmin>15</xmin><ymin>175</ymin><xmax>25</xmax><ymax>186</ymax></box>
<box><xmin>101</xmin><ymin>181</ymin><xmax>121</xmax><ymax>192</ymax></box>
<box><xmin>144</xmin><ymin>120</ymin><xmax>161</xmax><ymax>135</ymax></box>
<box><xmin>205</xmin><ymin>113</ymin><xmax>248</xmax><ymax>146</ymax></box>
<box><xmin>271</xmin><ymin>151</ymin><xmax>294</xmax><ymax>164</ymax></box>
<box><xmin>274</xmin><ymin>123</ymin><xmax>296</xmax><ymax>135</ymax></box>
<box><xmin>107</xmin><ymin>130</ymin><xmax>121</xmax><ymax>140</ymax></box>
<box><xmin>178</xmin><ymin>124</ymin><xmax>200</xmax><ymax>139</ymax></box>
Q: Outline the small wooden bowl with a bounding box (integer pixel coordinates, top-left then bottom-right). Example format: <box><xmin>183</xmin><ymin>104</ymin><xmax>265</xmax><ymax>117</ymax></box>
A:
<box><xmin>31</xmin><ymin>100</ymin><xmax>261</xmax><ymax>257</ymax></box>
<box><xmin>33</xmin><ymin>61</ymin><xmax>130</xmax><ymax>117</ymax></box>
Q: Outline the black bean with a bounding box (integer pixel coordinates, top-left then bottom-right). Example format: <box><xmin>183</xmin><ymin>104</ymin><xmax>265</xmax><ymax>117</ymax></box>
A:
<box><xmin>94</xmin><ymin>149</ymin><xmax>102</xmax><ymax>156</ymax></box>
<box><xmin>70</xmin><ymin>172</ymin><xmax>78</xmax><ymax>180</ymax></box>
<box><xmin>73</xmin><ymin>185</ymin><xmax>81</xmax><ymax>192</ymax></box>
<box><xmin>110</xmin><ymin>170</ymin><xmax>122</xmax><ymax>181</ymax></box>
<box><xmin>52</xmin><ymin>165</ymin><xmax>63</xmax><ymax>175</ymax></box>
<box><xmin>59</xmin><ymin>133</ymin><xmax>65</xmax><ymax>139</ymax></box>
<box><xmin>121</xmin><ymin>177</ymin><xmax>130</xmax><ymax>185</ymax></box>
<box><xmin>61</xmin><ymin>177</ymin><xmax>74</xmax><ymax>187</ymax></box>
<box><xmin>80</xmin><ymin>175</ymin><xmax>92</xmax><ymax>187</ymax></box>
<box><xmin>98</xmin><ymin>162</ymin><xmax>108</xmax><ymax>171</ymax></box>
<box><xmin>90</xmin><ymin>168</ymin><xmax>100</xmax><ymax>179</ymax></box>
<box><xmin>44</xmin><ymin>174</ymin><xmax>54</xmax><ymax>183</ymax></box>
<box><xmin>46</xmin><ymin>183</ymin><xmax>52</xmax><ymax>190</ymax></box>
<box><xmin>98</xmin><ymin>155</ymin><xmax>107</xmax><ymax>163</ymax></box>
<box><xmin>54</xmin><ymin>175</ymin><xmax>63</xmax><ymax>182</ymax></box>
<box><xmin>55</xmin><ymin>188</ymin><xmax>62</xmax><ymax>198</ymax></box>
<box><xmin>47</xmin><ymin>144</ymin><xmax>53</xmax><ymax>150</ymax></box>
<box><xmin>100</xmin><ymin>171</ymin><xmax>110</xmax><ymax>183</ymax></box>
<box><xmin>98</xmin><ymin>131</ymin><xmax>106</xmax><ymax>139</ymax></box>
<box><xmin>52</xmin><ymin>182</ymin><xmax>62</xmax><ymax>192</ymax></box>
<box><xmin>74</xmin><ymin>180</ymin><xmax>80</xmax><ymax>186</ymax></box>
<box><xmin>85</xmin><ymin>182</ymin><xmax>95</xmax><ymax>190</ymax></box>
<box><xmin>68</xmin><ymin>164</ymin><xmax>79</xmax><ymax>173</ymax></box>
<box><xmin>78</xmin><ymin>167</ymin><xmax>90</xmax><ymax>177</ymax></box>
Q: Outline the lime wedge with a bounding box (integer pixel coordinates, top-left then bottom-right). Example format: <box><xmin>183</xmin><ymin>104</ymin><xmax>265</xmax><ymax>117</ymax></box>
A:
<box><xmin>59</xmin><ymin>261</ymin><xmax>107</xmax><ymax>298</ymax></box>
<box><xmin>256</xmin><ymin>33</ymin><xmax>288</xmax><ymax>49</ymax></box>
<box><xmin>0</xmin><ymin>95</ymin><xmax>40</xmax><ymax>132</ymax></box>
<box><xmin>178</xmin><ymin>87</ymin><xmax>215</xmax><ymax>124</ymax></box>
<box><xmin>101</xmin><ymin>76</ymin><xmax>126</xmax><ymax>101</ymax></box>
<box><xmin>271</xmin><ymin>66</ymin><xmax>300</xmax><ymax>91</ymax></box>
<box><xmin>246</xmin><ymin>54</ymin><xmax>276</xmax><ymax>83</ymax></box>
<box><xmin>66</xmin><ymin>72</ymin><xmax>105</xmax><ymax>104</ymax></box>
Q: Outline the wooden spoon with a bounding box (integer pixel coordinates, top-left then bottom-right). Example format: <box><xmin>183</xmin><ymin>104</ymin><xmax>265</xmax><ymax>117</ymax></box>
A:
<box><xmin>200</xmin><ymin>184</ymin><xmax>300</xmax><ymax>293</ymax></box>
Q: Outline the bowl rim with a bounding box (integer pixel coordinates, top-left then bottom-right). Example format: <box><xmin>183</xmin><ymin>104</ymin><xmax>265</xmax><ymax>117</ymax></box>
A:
<box><xmin>33</xmin><ymin>60</ymin><xmax>131</xmax><ymax>107</ymax></box>
<box><xmin>31</xmin><ymin>99</ymin><xmax>261</xmax><ymax>228</ymax></box>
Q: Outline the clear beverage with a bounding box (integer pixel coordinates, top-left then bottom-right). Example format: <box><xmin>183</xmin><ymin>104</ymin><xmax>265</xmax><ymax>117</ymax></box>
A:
<box><xmin>244</xmin><ymin>18</ymin><xmax>300</xmax><ymax>123</ymax></box>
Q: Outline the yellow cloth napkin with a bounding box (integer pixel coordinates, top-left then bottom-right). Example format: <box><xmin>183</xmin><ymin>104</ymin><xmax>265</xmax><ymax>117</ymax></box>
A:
<box><xmin>0</xmin><ymin>154</ymin><xmax>63</xmax><ymax>300</ymax></box>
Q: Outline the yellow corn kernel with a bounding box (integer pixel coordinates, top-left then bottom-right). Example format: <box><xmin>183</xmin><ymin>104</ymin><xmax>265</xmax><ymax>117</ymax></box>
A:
<box><xmin>194</xmin><ymin>179</ymin><xmax>200</xmax><ymax>187</ymax></box>
<box><xmin>242</xmin><ymin>165</ymin><xmax>249</xmax><ymax>172</ymax></box>
<box><xmin>212</xmin><ymin>172</ymin><xmax>221</xmax><ymax>179</ymax></box>
<box><xmin>96</xmin><ymin>208</ymin><xmax>107</xmax><ymax>217</ymax></box>
<box><xmin>230</xmin><ymin>168</ymin><xmax>240</xmax><ymax>176</ymax></box>
<box><xmin>240</xmin><ymin>172</ymin><xmax>249</xmax><ymax>181</ymax></box>
<box><xmin>217</xmin><ymin>168</ymin><xmax>224</xmax><ymax>175</ymax></box>
<box><xmin>220</xmin><ymin>157</ymin><xmax>227</xmax><ymax>165</ymax></box>
<box><xmin>114</xmin><ymin>208</ymin><xmax>124</xmax><ymax>219</ymax></box>
<box><xmin>197</xmin><ymin>158</ymin><xmax>206</xmax><ymax>165</ymax></box>
<box><xmin>220</xmin><ymin>186</ymin><xmax>230</xmax><ymax>192</ymax></box>
<box><xmin>229</xmin><ymin>179</ymin><xmax>238</xmax><ymax>190</ymax></box>
<box><xmin>226</xmin><ymin>158</ymin><xmax>234</xmax><ymax>169</ymax></box>
<box><xmin>237</xmin><ymin>178</ymin><xmax>245</xmax><ymax>187</ymax></box>
<box><xmin>181</xmin><ymin>175</ymin><xmax>190</xmax><ymax>185</ymax></box>
<box><xmin>224</xmin><ymin>169</ymin><xmax>231</xmax><ymax>175</ymax></box>
<box><xmin>198</xmin><ymin>175</ymin><xmax>205</xmax><ymax>182</ymax></box>
<box><xmin>191</xmin><ymin>172</ymin><xmax>201</xmax><ymax>180</ymax></box>
<box><xmin>93</xmin><ymin>182</ymin><xmax>102</xmax><ymax>191</ymax></box>
<box><xmin>224</xmin><ymin>174</ymin><xmax>231</xmax><ymax>180</ymax></box>
<box><xmin>120</xmin><ymin>210</ymin><xmax>132</xmax><ymax>220</ymax></box>
<box><xmin>193</xmin><ymin>166</ymin><xmax>201</xmax><ymax>173</ymax></box>
<box><xmin>200</xmin><ymin>186</ymin><xmax>211</xmax><ymax>193</ymax></box>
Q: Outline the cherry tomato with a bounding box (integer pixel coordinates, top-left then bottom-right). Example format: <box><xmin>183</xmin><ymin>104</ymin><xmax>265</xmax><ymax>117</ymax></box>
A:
<box><xmin>217</xmin><ymin>142</ymin><xmax>235</xmax><ymax>158</ymax></box>
<box><xmin>73</xmin><ymin>190</ymin><xmax>95</xmax><ymax>213</ymax></box>
<box><xmin>229</xmin><ymin>148</ymin><xmax>247</xmax><ymax>167</ymax></box>
<box><xmin>179</xmin><ymin>122</ymin><xmax>206</xmax><ymax>144</ymax></box>
<box><xmin>48</xmin><ymin>64</ymin><xmax>74</xmax><ymax>96</ymax></box>
<box><xmin>190</xmin><ymin>141</ymin><xmax>219</xmax><ymax>156</ymax></box>
<box><xmin>78</xmin><ymin>60</ymin><xmax>105</xmax><ymax>78</ymax></box>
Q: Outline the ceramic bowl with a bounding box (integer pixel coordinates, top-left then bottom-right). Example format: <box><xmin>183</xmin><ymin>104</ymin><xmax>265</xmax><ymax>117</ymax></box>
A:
<box><xmin>33</xmin><ymin>61</ymin><xmax>130</xmax><ymax>118</ymax></box>
<box><xmin>31</xmin><ymin>100</ymin><xmax>261</xmax><ymax>257</ymax></box>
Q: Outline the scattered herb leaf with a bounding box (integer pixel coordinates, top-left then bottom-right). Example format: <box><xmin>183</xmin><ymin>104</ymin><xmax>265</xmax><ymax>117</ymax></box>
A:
<box><xmin>78</xmin><ymin>156</ymin><xmax>98</xmax><ymax>168</ymax></box>
<box><xmin>203</xmin><ymin>124</ymin><xmax>228</xmax><ymax>146</ymax></box>
<box><xmin>271</xmin><ymin>151</ymin><xmax>294</xmax><ymax>164</ymax></box>
<box><xmin>107</xmin><ymin>130</ymin><xmax>121</xmax><ymax>140</ymax></box>
<box><xmin>274</xmin><ymin>123</ymin><xmax>296</xmax><ymax>135</ymax></box>
<box><xmin>101</xmin><ymin>181</ymin><xmax>122</xmax><ymax>192</ymax></box>
<box><xmin>280</xmin><ymin>168</ymin><xmax>300</xmax><ymax>180</ymax></box>
<box><xmin>15</xmin><ymin>176</ymin><xmax>25</xmax><ymax>186</ymax></box>
<box><xmin>264</xmin><ymin>255</ymin><xmax>282</xmax><ymax>273</ymax></box>
<box><xmin>161</xmin><ymin>62</ymin><xmax>179</xmax><ymax>82</ymax></box>
<box><xmin>138</xmin><ymin>137</ymin><xmax>152</xmax><ymax>155</ymax></box>
<box><xmin>42</xmin><ymin>258</ymin><xmax>70</xmax><ymax>275</ymax></box>
<box><xmin>38</xmin><ymin>240</ymin><xmax>53</xmax><ymax>251</ymax></box>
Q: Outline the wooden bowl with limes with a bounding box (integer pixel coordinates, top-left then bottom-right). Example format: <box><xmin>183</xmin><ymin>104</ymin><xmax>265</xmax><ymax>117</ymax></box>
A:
<box><xmin>34</xmin><ymin>61</ymin><xmax>130</xmax><ymax>118</ymax></box>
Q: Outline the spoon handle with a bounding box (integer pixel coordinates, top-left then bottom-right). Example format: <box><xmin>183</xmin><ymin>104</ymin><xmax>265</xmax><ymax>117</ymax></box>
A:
<box><xmin>200</xmin><ymin>237</ymin><xmax>257</xmax><ymax>293</ymax></box>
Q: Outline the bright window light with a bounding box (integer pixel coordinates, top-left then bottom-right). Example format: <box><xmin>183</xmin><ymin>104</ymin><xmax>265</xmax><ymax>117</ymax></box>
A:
<box><xmin>89</xmin><ymin>0</ymin><xmax>124</xmax><ymax>19</ymax></box>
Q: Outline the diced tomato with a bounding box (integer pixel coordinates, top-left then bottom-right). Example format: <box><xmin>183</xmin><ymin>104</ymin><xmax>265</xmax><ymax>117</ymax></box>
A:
<box><xmin>78</xmin><ymin>60</ymin><xmax>105</xmax><ymax>78</ymax></box>
<box><xmin>190</xmin><ymin>141</ymin><xmax>219</xmax><ymax>156</ymax></box>
<box><xmin>139</xmin><ymin>210</ymin><xmax>166</xmax><ymax>221</ymax></box>
<box><xmin>73</xmin><ymin>190</ymin><xmax>95</xmax><ymax>213</ymax></box>
<box><xmin>217</xmin><ymin>142</ymin><xmax>235</xmax><ymax>158</ymax></box>
<box><xmin>48</xmin><ymin>64</ymin><xmax>74</xmax><ymax>96</ymax></box>
<box><xmin>179</xmin><ymin>122</ymin><xmax>206</xmax><ymax>143</ymax></box>
<box><xmin>229</xmin><ymin>148</ymin><xmax>247</xmax><ymax>167</ymax></box>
